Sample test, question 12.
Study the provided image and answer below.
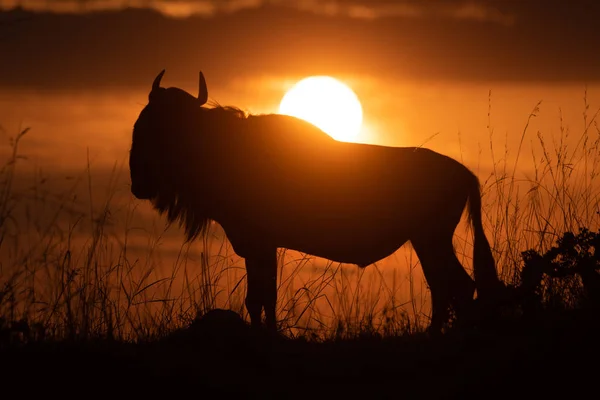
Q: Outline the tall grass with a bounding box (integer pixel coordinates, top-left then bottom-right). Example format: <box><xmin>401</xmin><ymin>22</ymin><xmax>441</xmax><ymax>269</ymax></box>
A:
<box><xmin>481</xmin><ymin>90</ymin><xmax>600</xmax><ymax>285</ymax></box>
<box><xmin>1</xmin><ymin>93</ymin><xmax>599</xmax><ymax>342</ymax></box>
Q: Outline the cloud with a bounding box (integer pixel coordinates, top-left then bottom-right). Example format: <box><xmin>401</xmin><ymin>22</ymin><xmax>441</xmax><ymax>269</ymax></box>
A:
<box><xmin>443</xmin><ymin>2</ymin><xmax>515</xmax><ymax>25</ymax></box>
<box><xmin>0</xmin><ymin>0</ymin><xmax>515</xmax><ymax>24</ymax></box>
<box><xmin>0</xmin><ymin>0</ymin><xmax>259</xmax><ymax>17</ymax></box>
<box><xmin>293</xmin><ymin>0</ymin><xmax>424</xmax><ymax>19</ymax></box>
<box><xmin>294</xmin><ymin>0</ymin><xmax>514</xmax><ymax>25</ymax></box>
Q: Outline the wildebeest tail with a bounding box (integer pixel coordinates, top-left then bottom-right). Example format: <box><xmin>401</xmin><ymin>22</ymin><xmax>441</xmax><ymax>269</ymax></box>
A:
<box><xmin>466</xmin><ymin>172</ymin><xmax>503</xmax><ymax>299</ymax></box>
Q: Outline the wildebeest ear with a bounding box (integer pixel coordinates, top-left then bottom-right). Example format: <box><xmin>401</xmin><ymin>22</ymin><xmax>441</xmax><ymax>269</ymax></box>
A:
<box><xmin>198</xmin><ymin>71</ymin><xmax>208</xmax><ymax>106</ymax></box>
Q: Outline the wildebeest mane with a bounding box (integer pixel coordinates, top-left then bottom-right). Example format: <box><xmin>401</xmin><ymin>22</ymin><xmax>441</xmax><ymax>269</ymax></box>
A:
<box><xmin>148</xmin><ymin>103</ymin><xmax>250</xmax><ymax>242</ymax></box>
<box><xmin>206</xmin><ymin>101</ymin><xmax>248</xmax><ymax>119</ymax></box>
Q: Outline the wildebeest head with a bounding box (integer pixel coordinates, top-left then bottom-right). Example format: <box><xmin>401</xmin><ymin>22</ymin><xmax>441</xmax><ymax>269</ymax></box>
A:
<box><xmin>129</xmin><ymin>69</ymin><xmax>208</xmax><ymax>200</ymax></box>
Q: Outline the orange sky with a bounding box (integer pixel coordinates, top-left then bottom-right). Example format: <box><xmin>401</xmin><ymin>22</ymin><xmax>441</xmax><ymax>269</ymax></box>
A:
<box><xmin>2</xmin><ymin>78</ymin><xmax>598</xmax><ymax>171</ymax></box>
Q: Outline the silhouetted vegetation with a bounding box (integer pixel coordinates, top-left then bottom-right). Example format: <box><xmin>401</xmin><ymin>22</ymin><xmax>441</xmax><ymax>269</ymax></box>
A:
<box><xmin>517</xmin><ymin>228</ymin><xmax>600</xmax><ymax>313</ymax></box>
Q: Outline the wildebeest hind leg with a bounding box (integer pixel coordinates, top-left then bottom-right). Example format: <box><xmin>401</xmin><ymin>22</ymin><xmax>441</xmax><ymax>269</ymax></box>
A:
<box><xmin>412</xmin><ymin>237</ymin><xmax>475</xmax><ymax>333</ymax></box>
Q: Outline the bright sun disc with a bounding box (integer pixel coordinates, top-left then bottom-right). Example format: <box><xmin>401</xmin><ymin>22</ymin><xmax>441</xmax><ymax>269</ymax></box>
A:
<box><xmin>279</xmin><ymin>76</ymin><xmax>363</xmax><ymax>142</ymax></box>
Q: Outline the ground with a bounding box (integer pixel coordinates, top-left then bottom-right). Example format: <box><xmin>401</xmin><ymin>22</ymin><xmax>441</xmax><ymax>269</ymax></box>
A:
<box><xmin>1</xmin><ymin>308</ymin><xmax>598</xmax><ymax>399</ymax></box>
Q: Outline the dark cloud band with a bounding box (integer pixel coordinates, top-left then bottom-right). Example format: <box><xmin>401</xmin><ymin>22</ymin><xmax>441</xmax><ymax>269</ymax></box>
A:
<box><xmin>1</xmin><ymin>0</ymin><xmax>514</xmax><ymax>23</ymax></box>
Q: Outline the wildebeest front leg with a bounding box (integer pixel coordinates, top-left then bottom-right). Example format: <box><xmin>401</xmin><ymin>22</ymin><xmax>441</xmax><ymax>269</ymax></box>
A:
<box><xmin>244</xmin><ymin>248</ymin><xmax>278</xmax><ymax>332</ymax></box>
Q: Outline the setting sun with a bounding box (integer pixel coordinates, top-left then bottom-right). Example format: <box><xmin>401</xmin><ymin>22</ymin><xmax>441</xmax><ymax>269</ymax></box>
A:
<box><xmin>279</xmin><ymin>76</ymin><xmax>363</xmax><ymax>142</ymax></box>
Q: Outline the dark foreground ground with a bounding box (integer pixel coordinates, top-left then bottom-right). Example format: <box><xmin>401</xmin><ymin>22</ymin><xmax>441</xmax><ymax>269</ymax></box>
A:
<box><xmin>1</xmin><ymin>309</ymin><xmax>599</xmax><ymax>399</ymax></box>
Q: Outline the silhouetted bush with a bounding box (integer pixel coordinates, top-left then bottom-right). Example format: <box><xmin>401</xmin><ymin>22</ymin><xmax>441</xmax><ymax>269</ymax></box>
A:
<box><xmin>518</xmin><ymin>228</ymin><xmax>600</xmax><ymax>314</ymax></box>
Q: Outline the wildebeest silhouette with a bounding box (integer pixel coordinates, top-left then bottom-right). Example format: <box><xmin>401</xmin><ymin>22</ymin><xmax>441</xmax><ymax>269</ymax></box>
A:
<box><xmin>129</xmin><ymin>70</ymin><xmax>504</xmax><ymax>333</ymax></box>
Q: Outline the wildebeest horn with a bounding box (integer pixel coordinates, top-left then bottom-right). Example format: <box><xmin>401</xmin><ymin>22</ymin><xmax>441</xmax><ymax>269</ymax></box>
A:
<box><xmin>152</xmin><ymin>69</ymin><xmax>166</xmax><ymax>91</ymax></box>
<box><xmin>198</xmin><ymin>71</ymin><xmax>208</xmax><ymax>105</ymax></box>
